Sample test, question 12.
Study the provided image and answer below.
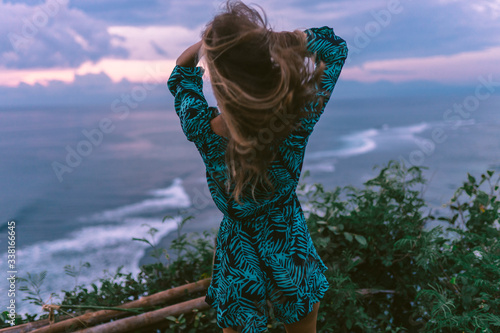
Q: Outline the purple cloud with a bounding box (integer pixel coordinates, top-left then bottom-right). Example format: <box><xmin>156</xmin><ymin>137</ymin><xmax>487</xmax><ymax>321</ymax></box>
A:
<box><xmin>0</xmin><ymin>0</ymin><xmax>128</xmax><ymax>69</ymax></box>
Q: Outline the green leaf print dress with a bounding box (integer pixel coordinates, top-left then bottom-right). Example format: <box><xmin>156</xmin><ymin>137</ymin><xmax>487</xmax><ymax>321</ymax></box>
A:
<box><xmin>167</xmin><ymin>26</ymin><xmax>348</xmax><ymax>332</ymax></box>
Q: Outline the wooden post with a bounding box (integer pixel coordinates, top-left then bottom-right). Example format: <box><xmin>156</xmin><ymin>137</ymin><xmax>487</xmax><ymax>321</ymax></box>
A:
<box><xmin>74</xmin><ymin>297</ymin><xmax>210</xmax><ymax>333</ymax></box>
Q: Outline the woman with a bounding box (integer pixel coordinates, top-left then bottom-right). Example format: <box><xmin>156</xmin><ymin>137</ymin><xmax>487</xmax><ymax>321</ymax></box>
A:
<box><xmin>167</xmin><ymin>1</ymin><xmax>348</xmax><ymax>332</ymax></box>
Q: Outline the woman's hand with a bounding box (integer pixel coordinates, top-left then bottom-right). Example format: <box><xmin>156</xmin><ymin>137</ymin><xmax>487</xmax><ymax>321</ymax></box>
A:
<box><xmin>176</xmin><ymin>40</ymin><xmax>203</xmax><ymax>67</ymax></box>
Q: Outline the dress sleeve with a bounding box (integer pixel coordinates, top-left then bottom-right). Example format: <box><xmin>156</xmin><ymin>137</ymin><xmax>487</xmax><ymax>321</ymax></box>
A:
<box><xmin>298</xmin><ymin>26</ymin><xmax>348</xmax><ymax>134</ymax></box>
<box><xmin>167</xmin><ymin>65</ymin><xmax>213</xmax><ymax>142</ymax></box>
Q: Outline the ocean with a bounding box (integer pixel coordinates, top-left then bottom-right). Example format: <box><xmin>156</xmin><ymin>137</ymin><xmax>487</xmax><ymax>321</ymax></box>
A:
<box><xmin>1</xmin><ymin>94</ymin><xmax>499</xmax><ymax>316</ymax></box>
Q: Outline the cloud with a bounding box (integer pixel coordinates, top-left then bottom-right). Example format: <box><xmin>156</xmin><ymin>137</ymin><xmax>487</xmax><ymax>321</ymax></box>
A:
<box><xmin>0</xmin><ymin>23</ymin><xmax>203</xmax><ymax>87</ymax></box>
<box><xmin>0</xmin><ymin>71</ymin><xmax>173</xmax><ymax>107</ymax></box>
<box><xmin>58</xmin><ymin>0</ymin><xmax>215</xmax><ymax>27</ymax></box>
<box><xmin>0</xmin><ymin>69</ymin><xmax>479</xmax><ymax>108</ymax></box>
<box><xmin>0</xmin><ymin>0</ymin><xmax>128</xmax><ymax>69</ymax></box>
<box><xmin>1</xmin><ymin>58</ymin><xmax>176</xmax><ymax>87</ymax></box>
<box><xmin>2</xmin><ymin>0</ymin><xmax>500</xmax><ymax>98</ymax></box>
<box><xmin>75</xmin><ymin>58</ymin><xmax>176</xmax><ymax>84</ymax></box>
<box><xmin>107</xmin><ymin>25</ymin><xmax>202</xmax><ymax>60</ymax></box>
<box><xmin>3</xmin><ymin>0</ymin><xmax>172</xmax><ymax>25</ymax></box>
<box><xmin>342</xmin><ymin>46</ymin><xmax>500</xmax><ymax>83</ymax></box>
<box><xmin>330</xmin><ymin>0</ymin><xmax>500</xmax><ymax>66</ymax></box>
<box><xmin>220</xmin><ymin>0</ymin><xmax>500</xmax><ymax>69</ymax></box>
<box><xmin>150</xmin><ymin>41</ymin><xmax>167</xmax><ymax>57</ymax></box>
<box><xmin>262</xmin><ymin>0</ymin><xmax>389</xmax><ymax>31</ymax></box>
<box><xmin>439</xmin><ymin>0</ymin><xmax>500</xmax><ymax>19</ymax></box>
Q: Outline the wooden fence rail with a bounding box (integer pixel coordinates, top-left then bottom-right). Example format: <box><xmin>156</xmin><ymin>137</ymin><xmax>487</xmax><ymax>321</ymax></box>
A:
<box><xmin>75</xmin><ymin>297</ymin><xmax>209</xmax><ymax>333</ymax></box>
<box><xmin>1</xmin><ymin>277</ymin><xmax>395</xmax><ymax>333</ymax></box>
<box><xmin>0</xmin><ymin>278</ymin><xmax>211</xmax><ymax>333</ymax></box>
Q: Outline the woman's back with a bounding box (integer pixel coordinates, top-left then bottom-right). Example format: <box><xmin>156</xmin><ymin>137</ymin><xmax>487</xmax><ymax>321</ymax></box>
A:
<box><xmin>168</xmin><ymin>25</ymin><xmax>347</xmax><ymax>218</ymax></box>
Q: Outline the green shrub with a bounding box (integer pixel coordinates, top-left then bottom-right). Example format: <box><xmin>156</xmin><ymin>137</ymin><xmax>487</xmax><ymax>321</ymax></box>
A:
<box><xmin>3</xmin><ymin>160</ymin><xmax>499</xmax><ymax>332</ymax></box>
<box><xmin>303</xmin><ymin>161</ymin><xmax>499</xmax><ymax>332</ymax></box>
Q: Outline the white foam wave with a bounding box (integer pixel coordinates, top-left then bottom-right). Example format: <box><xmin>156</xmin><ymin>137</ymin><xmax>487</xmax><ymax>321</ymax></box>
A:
<box><xmin>392</xmin><ymin>122</ymin><xmax>431</xmax><ymax>140</ymax></box>
<box><xmin>81</xmin><ymin>178</ymin><xmax>190</xmax><ymax>222</ymax></box>
<box><xmin>307</xmin><ymin>128</ymin><xmax>378</xmax><ymax>160</ymax></box>
<box><xmin>303</xmin><ymin>162</ymin><xmax>336</xmax><ymax>172</ymax></box>
<box><xmin>406</xmin><ymin>122</ymin><xmax>430</xmax><ymax>133</ymax></box>
<box><xmin>3</xmin><ymin>178</ymin><xmax>191</xmax><ymax>316</ymax></box>
<box><xmin>9</xmin><ymin>216</ymin><xmax>179</xmax><ymax>316</ymax></box>
<box><xmin>306</xmin><ymin>122</ymin><xmax>431</xmax><ymax>161</ymax></box>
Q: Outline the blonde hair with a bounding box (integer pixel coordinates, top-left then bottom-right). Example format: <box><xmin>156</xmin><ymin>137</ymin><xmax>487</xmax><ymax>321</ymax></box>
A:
<box><xmin>202</xmin><ymin>0</ymin><xmax>324</xmax><ymax>204</ymax></box>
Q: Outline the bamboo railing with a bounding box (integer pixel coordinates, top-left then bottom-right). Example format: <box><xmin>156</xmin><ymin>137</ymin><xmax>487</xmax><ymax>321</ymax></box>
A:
<box><xmin>1</xmin><ymin>277</ymin><xmax>396</xmax><ymax>333</ymax></box>
<box><xmin>75</xmin><ymin>297</ymin><xmax>209</xmax><ymax>333</ymax></box>
<box><xmin>0</xmin><ymin>278</ymin><xmax>211</xmax><ymax>333</ymax></box>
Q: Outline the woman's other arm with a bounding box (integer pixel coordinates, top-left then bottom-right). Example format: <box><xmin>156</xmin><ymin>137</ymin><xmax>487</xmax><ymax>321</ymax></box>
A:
<box><xmin>167</xmin><ymin>40</ymin><xmax>209</xmax><ymax>142</ymax></box>
<box><xmin>294</xmin><ymin>26</ymin><xmax>348</xmax><ymax>134</ymax></box>
<box><xmin>304</xmin><ymin>26</ymin><xmax>348</xmax><ymax>95</ymax></box>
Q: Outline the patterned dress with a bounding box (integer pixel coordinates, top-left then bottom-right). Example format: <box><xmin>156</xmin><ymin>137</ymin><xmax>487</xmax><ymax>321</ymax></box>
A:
<box><xmin>167</xmin><ymin>26</ymin><xmax>348</xmax><ymax>332</ymax></box>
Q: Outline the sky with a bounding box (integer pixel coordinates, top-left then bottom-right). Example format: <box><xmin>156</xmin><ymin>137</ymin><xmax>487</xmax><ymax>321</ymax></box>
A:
<box><xmin>1</xmin><ymin>0</ymin><xmax>500</xmax><ymax>106</ymax></box>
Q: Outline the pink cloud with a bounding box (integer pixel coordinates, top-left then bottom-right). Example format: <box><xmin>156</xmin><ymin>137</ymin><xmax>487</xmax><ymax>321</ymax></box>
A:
<box><xmin>342</xmin><ymin>46</ymin><xmax>500</xmax><ymax>83</ymax></box>
<box><xmin>0</xmin><ymin>58</ymin><xmax>176</xmax><ymax>87</ymax></box>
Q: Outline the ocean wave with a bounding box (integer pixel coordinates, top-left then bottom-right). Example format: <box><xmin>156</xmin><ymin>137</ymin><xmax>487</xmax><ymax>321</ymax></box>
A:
<box><xmin>307</xmin><ymin>128</ymin><xmax>379</xmax><ymax>160</ymax></box>
<box><xmin>306</xmin><ymin>122</ymin><xmax>431</xmax><ymax>161</ymax></box>
<box><xmin>10</xmin><ymin>216</ymin><xmax>179</xmax><ymax>315</ymax></box>
<box><xmin>79</xmin><ymin>178</ymin><xmax>190</xmax><ymax>222</ymax></box>
<box><xmin>3</xmin><ymin>178</ymin><xmax>191</xmax><ymax>316</ymax></box>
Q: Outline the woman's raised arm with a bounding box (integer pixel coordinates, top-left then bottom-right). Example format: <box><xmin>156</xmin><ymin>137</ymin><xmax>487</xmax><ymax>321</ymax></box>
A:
<box><xmin>176</xmin><ymin>40</ymin><xmax>203</xmax><ymax>67</ymax></box>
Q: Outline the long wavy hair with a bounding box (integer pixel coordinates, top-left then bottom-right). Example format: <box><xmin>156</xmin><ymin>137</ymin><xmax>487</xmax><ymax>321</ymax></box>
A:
<box><xmin>201</xmin><ymin>0</ymin><xmax>324</xmax><ymax>204</ymax></box>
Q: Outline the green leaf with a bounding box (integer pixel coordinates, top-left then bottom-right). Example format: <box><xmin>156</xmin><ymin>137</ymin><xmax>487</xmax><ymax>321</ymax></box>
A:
<box><xmin>354</xmin><ymin>234</ymin><xmax>367</xmax><ymax>246</ymax></box>
<box><xmin>132</xmin><ymin>238</ymin><xmax>153</xmax><ymax>247</ymax></box>
<box><xmin>344</xmin><ymin>232</ymin><xmax>353</xmax><ymax>242</ymax></box>
<box><xmin>147</xmin><ymin>227</ymin><xmax>159</xmax><ymax>237</ymax></box>
<box><xmin>467</xmin><ymin>173</ymin><xmax>476</xmax><ymax>184</ymax></box>
<box><xmin>162</xmin><ymin>215</ymin><xmax>174</xmax><ymax>222</ymax></box>
<box><xmin>327</xmin><ymin>225</ymin><xmax>340</xmax><ymax>234</ymax></box>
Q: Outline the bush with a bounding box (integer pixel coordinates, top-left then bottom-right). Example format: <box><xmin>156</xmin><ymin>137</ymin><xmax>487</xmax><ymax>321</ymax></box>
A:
<box><xmin>303</xmin><ymin>160</ymin><xmax>500</xmax><ymax>332</ymax></box>
<box><xmin>3</xmin><ymin>160</ymin><xmax>499</xmax><ymax>332</ymax></box>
